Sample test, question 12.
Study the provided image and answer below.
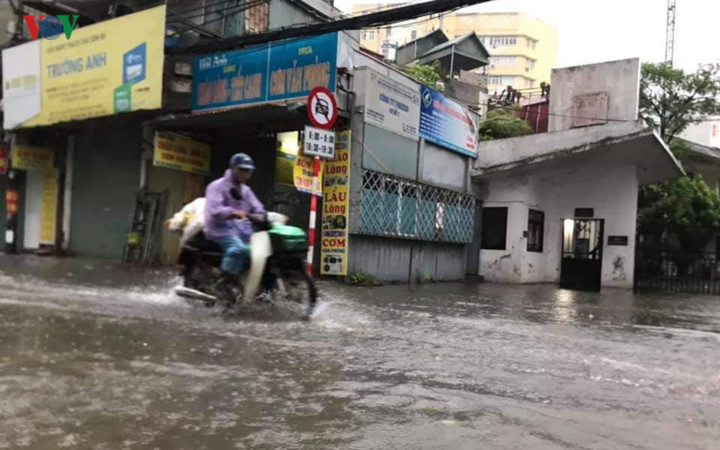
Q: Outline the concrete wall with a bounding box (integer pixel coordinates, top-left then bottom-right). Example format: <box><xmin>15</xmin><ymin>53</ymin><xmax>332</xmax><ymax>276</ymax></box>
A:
<box><xmin>479</xmin><ymin>160</ymin><xmax>638</xmax><ymax>288</ymax></box>
<box><xmin>446</xmin><ymin>79</ymin><xmax>482</xmax><ymax>109</ymax></box>
<box><xmin>549</xmin><ymin>58</ymin><xmax>640</xmax><ymax>132</ymax></box>
<box><xmin>474</xmin><ymin>121</ymin><xmax>644</xmax><ymax>171</ymax></box>
<box><xmin>682</xmin><ymin>119</ymin><xmax>720</xmax><ymax>149</ymax></box>
<box><xmin>361</xmin><ymin>124</ymin><xmax>418</xmax><ymax>180</ymax></box>
<box><xmin>269</xmin><ymin>0</ymin><xmax>318</xmax><ymax>29</ymax></box>
<box><xmin>349</xmin><ymin>235</ymin><xmax>466</xmax><ymax>282</ymax></box>
<box><xmin>419</xmin><ymin>141</ymin><xmax>468</xmax><ymax>191</ymax></box>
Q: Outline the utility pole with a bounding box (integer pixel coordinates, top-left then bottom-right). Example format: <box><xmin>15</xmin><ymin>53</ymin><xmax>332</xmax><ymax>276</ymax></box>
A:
<box><xmin>665</xmin><ymin>0</ymin><xmax>676</xmax><ymax>66</ymax></box>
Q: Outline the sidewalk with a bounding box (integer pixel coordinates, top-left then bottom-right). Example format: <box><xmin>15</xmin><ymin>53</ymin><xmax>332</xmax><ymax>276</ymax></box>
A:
<box><xmin>0</xmin><ymin>253</ymin><xmax>177</xmax><ymax>288</ymax></box>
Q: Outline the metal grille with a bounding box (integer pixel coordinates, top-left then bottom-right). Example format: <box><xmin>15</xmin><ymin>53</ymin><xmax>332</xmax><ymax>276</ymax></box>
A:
<box><xmin>635</xmin><ymin>252</ymin><xmax>720</xmax><ymax>295</ymax></box>
<box><xmin>359</xmin><ymin>169</ymin><xmax>475</xmax><ymax>244</ymax></box>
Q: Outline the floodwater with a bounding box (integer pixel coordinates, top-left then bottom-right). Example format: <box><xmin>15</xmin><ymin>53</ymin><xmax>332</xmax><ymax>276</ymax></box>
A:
<box><xmin>0</xmin><ymin>256</ymin><xmax>719</xmax><ymax>449</ymax></box>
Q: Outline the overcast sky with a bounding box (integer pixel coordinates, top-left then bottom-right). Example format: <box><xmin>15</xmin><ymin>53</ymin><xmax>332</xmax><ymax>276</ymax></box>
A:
<box><xmin>335</xmin><ymin>0</ymin><xmax>720</xmax><ymax>72</ymax></box>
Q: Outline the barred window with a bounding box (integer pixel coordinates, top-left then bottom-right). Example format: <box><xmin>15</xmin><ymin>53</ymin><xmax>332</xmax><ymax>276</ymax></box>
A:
<box><xmin>481</xmin><ymin>207</ymin><xmax>508</xmax><ymax>250</ymax></box>
<box><xmin>360</xmin><ymin>169</ymin><xmax>474</xmax><ymax>243</ymax></box>
<box><xmin>527</xmin><ymin>209</ymin><xmax>544</xmax><ymax>253</ymax></box>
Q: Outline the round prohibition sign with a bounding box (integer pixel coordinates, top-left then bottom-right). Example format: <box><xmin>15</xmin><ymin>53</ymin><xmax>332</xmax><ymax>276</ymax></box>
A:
<box><xmin>307</xmin><ymin>87</ymin><xmax>338</xmax><ymax>129</ymax></box>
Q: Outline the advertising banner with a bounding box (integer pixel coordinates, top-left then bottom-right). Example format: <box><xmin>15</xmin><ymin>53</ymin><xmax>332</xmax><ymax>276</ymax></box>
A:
<box><xmin>11</xmin><ymin>145</ymin><xmax>54</xmax><ymax>172</ymax></box>
<box><xmin>153</xmin><ymin>131</ymin><xmax>211</xmax><ymax>175</ymax></box>
<box><xmin>193</xmin><ymin>33</ymin><xmax>338</xmax><ymax>112</ymax></box>
<box><xmin>2</xmin><ymin>6</ymin><xmax>166</xmax><ymax>128</ymax></box>
<box><xmin>293</xmin><ymin>155</ymin><xmax>323</xmax><ymax>196</ymax></box>
<box><xmin>0</xmin><ymin>146</ymin><xmax>8</xmax><ymax>175</ymax></box>
<box><xmin>2</xmin><ymin>40</ymin><xmax>41</xmax><ymax>129</ymax></box>
<box><xmin>39</xmin><ymin>169</ymin><xmax>59</xmax><ymax>245</ymax></box>
<box><xmin>363</xmin><ymin>69</ymin><xmax>420</xmax><ymax>140</ymax></box>
<box><xmin>320</xmin><ymin>130</ymin><xmax>351</xmax><ymax>276</ymax></box>
<box><xmin>419</xmin><ymin>86</ymin><xmax>478</xmax><ymax>158</ymax></box>
<box><xmin>275</xmin><ymin>150</ymin><xmax>296</xmax><ymax>186</ymax></box>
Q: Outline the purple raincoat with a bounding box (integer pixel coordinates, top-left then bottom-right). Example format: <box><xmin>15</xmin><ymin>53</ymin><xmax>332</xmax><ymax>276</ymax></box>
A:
<box><xmin>204</xmin><ymin>169</ymin><xmax>265</xmax><ymax>243</ymax></box>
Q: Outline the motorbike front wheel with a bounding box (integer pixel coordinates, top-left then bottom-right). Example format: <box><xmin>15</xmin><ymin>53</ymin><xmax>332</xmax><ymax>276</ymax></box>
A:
<box><xmin>276</xmin><ymin>267</ymin><xmax>317</xmax><ymax>319</ymax></box>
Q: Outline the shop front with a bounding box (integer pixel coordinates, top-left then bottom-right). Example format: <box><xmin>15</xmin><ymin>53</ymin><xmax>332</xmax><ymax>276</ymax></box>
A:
<box><xmin>146</xmin><ymin>31</ymin><xmax>352</xmax><ymax>270</ymax></box>
<box><xmin>1</xmin><ymin>6</ymin><xmax>167</xmax><ymax>258</ymax></box>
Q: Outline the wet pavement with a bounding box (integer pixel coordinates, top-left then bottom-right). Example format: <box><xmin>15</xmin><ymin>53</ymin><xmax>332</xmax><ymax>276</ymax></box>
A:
<box><xmin>0</xmin><ymin>255</ymin><xmax>719</xmax><ymax>449</ymax></box>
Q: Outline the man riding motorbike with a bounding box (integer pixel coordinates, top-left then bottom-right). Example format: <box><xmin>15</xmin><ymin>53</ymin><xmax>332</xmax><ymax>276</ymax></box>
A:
<box><xmin>204</xmin><ymin>153</ymin><xmax>265</xmax><ymax>301</ymax></box>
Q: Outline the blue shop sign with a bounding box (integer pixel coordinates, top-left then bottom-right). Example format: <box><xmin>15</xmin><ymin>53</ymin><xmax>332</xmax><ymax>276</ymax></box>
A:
<box><xmin>192</xmin><ymin>33</ymin><xmax>338</xmax><ymax>112</ymax></box>
<box><xmin>419</xmin><ymin>87</ymin><xmax>478</xmax><ymax>158</ymax></box>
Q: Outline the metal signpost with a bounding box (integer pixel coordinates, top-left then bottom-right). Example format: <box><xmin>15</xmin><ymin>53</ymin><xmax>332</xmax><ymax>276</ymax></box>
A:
<box><xmin>304</xmin><ymin>88</ymin><xmax>338</xmax><ymax>276</ymax></box>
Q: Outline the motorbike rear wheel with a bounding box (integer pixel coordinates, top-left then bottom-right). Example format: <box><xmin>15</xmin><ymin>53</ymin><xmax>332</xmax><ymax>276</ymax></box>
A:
<box><xmin>276</xmin><ymin>267</ymin><xmax>317</xmax><ymax>319</ymax></box>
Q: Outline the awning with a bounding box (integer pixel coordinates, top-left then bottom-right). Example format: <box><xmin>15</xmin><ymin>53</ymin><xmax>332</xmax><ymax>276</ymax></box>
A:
<box><xmin>472</xmin><ymin>121</ymin><xmax>685</xmax><ymax>185</ymax></box>
<box><xmin>147</xmin><ymin>104</ymin><xmax>310</xmax><ymax>136</ymax></box>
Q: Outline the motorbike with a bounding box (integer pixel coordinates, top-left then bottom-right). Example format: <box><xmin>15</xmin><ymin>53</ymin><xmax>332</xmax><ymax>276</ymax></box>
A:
<box><xmin>174</xmin><ymin>213</ymin><xmax>317</xmax><ymax>319</ymax></box>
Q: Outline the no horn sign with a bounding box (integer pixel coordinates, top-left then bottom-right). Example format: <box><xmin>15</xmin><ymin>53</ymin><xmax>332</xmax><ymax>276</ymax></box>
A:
<box><xmin>23</xmin><ymin>15</ymin><xmax>79</xmax><ymax>40</ymax></box>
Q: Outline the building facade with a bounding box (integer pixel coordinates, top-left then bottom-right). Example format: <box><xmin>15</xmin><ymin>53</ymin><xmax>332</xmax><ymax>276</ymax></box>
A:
<box><xmin>0</xmin><ymin>0</ymin><xmax>340</xmax><ymax>261</ymax></box>
<box><xmin>472</xmin><ymin>59</ymin><xmax>683</xmax><ymax>291</ymax></box>
<box><xmin>2</xmin><ymin>2</ymin><xmax>480</xmax><ymax>283</ymax></box>
<box><xmin>354</xmin><ymin>6</ymin><xmax>557</xmax><ymax>94</ymax></box>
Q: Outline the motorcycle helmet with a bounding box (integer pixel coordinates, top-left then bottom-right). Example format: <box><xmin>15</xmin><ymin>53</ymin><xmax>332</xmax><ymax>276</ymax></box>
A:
<box><xmin>229</xmin><ymin>153</ymin><xmax>255</xmax><ymax>170</ymax></box>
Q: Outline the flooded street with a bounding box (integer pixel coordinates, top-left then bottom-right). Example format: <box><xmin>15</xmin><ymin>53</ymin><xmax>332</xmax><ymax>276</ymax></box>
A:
<box><xmin>1</xmin><ymin>257</ymin><xmax>719</xmax><ymax>449</ymax></box>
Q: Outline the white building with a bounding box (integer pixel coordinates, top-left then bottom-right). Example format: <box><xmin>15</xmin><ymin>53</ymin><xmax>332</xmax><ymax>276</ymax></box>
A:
<box><xmin>680</xmin><ymin>117</ymin><xmax>720</xmax><ymax>191</ymax></box>
<box><xmin>471</xmin><ymin>59</ymin><xmax>684</xmax><ymax>291</ymax></box>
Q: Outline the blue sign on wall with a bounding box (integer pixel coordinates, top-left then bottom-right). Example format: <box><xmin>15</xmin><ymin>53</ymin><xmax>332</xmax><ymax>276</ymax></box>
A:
<box><xmin>124</xmin><ymin>43</ymin><xmax>147</xmax><ymax>85</ymax></box>
<box><xmin>419</xmin><ymin>87</ymin><xmax>478</xmax><ymax>158</ymax></box>
<box><xmin>192</xmin><ymin>33</ymin><xmax>338</xmax><ymax>112</ymax></box>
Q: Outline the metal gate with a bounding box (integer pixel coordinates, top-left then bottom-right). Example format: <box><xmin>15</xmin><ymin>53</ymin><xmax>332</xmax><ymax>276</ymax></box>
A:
<box><xmin>635</xmin><ymin>251</ymin><xmax>720</xmax><ymax>295</ymax></box>
<box><xmin>560</xmin><ymin>219</ymin><xmax>604</xmax><ymax>292</ymax></box>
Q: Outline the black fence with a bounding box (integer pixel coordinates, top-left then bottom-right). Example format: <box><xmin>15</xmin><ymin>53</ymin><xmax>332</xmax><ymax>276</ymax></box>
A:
<box><xmin>635</xmin><ymin>252</ymin><xmax>720</xmax><ymax>295</ymax></box>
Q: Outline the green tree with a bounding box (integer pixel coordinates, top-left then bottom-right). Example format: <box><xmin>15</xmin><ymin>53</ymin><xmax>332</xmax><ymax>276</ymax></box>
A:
<box><xmin>477</xmin><ymin>108</ymin><xmax>532</xmax><ymax>141</ymax></box>
<box><xmin>640</xmin><ymin>62</ymin><xmax>720</xmax><ymax>143</ymax></box>
<box><xmin>403</xmin><ymin>61</ymin><xmax>444</xmax><ymax>88</ymax></box>
<box><xmin>637</xmin><ymin>63</ymin><xmax>720</xmax><ymax>257</ymax></box>
<box><xmin>639</xmin><ymin>176</ymin><xmax>720</xmax><ymax>253</ymax></box>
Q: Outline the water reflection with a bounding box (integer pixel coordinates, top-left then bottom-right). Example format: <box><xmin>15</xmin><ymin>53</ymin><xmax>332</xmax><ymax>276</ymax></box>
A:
<box><xmin>551</xmin><ymin>289</ymin><xmax>578</xmax><ymax>323</ymax></box>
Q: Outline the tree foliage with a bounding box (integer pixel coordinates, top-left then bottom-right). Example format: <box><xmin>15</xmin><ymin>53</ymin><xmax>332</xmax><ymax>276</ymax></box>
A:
<box><xmin>638</xmin><ymin>176</ymin><xmax>720</xmax><ymax>255</ymax></box>
<box><xmin>403</xmin><ymin>61</ymin><xmax>444</xmax><ymax>89</ymax></box>
<box><xmin>477</xmin><ymin>108</ymin><xmax>532</xmax><ymax>141</ymax></box>
<box><xmin>637</xmin><ymin>63</ymin><xmax>720</xmax><ymax>257</ymax></box>
<box><xmin>640</xmin><ymin>62</ymin><xmax>720</xmax><ymax>143</ymax></box>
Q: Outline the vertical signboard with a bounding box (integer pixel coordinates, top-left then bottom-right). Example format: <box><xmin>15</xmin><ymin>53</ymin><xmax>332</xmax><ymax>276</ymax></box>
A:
<box><xmin>419</xmin><ymin>86</ymin><xmax>478</xmax><ymax>158</ymax></box>
<box><xmin>363</xmin><ymin>69</ymin><xmax>420</xmax><ymax>140</ymax></box>
<box><xmin>39</xmin><ymin>169</ymin><xmax>59</xmax><ymax>244</ymax></box>
<box><xmin>0</xmin><ymin>146</ymin><xmax>8</xmax><ymax>175</ymax></box>
<box><xmin>193</xmin><ymin>33</ymin><xmax>338</xmax><ymax>112</ymax></box>
<box><xmin>320</xmin><ymin>131</ymin><xmax>351</xmax><ymax>276</ymax></box>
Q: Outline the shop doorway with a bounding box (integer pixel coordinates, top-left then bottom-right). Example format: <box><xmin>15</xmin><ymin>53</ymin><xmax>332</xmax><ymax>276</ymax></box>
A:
<box><xmin>560</xmin><ymin>218</ymin><xmax>604</xmax><ymax>292</ymax></box>
<box><xmin>22</xmin><ymin>171</ymin><xmax>43</xmax><ymax>250</ymax></box>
